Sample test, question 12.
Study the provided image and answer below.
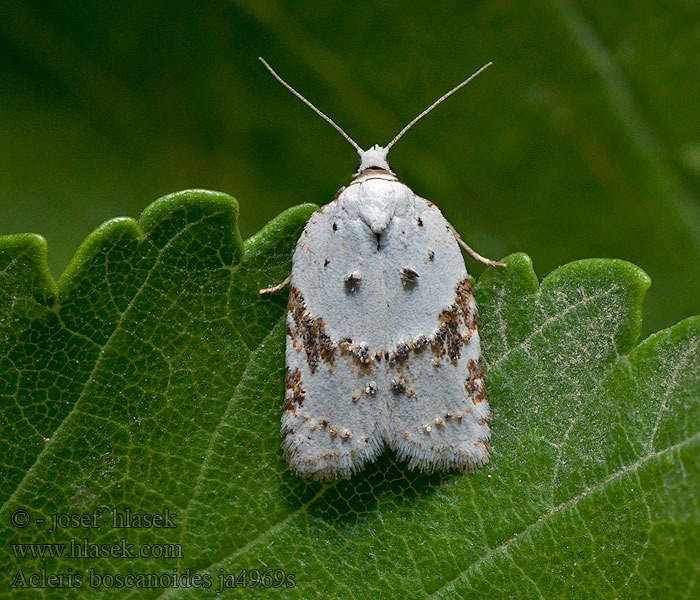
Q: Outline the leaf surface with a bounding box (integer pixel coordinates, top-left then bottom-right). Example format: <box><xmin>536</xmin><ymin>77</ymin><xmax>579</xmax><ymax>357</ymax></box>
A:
<box><xmin>0</xmin><ymin>191</ymin><xmax>697</xmax><ymax>598</ymax></box>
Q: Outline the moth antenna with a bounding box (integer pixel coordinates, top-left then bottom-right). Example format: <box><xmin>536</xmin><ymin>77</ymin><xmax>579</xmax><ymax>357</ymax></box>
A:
<box><xmin>385</xmin><ymin>62</ymin><xmax>492</xmax><ymax>151</ymax></box>
<box><xmin>259</xmin><ymin>57</ymin><xmax>363</xmax><ymax>155</ymax></box>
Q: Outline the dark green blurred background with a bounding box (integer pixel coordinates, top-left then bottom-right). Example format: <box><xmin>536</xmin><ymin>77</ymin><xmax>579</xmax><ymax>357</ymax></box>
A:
<box><xmin>1</xmin><ymin>1</ymin><xmax>698</xmax><ymax>335</ymax></box>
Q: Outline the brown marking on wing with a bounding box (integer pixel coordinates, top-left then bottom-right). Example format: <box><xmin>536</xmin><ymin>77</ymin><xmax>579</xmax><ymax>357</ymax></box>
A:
<box><xmin>283</xmin><ymin>367</ymin><xmax>306</xmax><ymax>413</ymax></box>
<box><xmin>288</xmin><ymin>286</ymin><xmax>337</xmax><ymax>373</ymax></box>
<box><xmin>430</xmin><ymin>278</ymin><xmax>476</xmax><ymax>364</ymax></box>
<box><xmin>465</xmin><ymin>357</ymin><xmax>487</xmax><ymax>403</ymax></box>
<box><xmin>464</xmin><ymin>357</ymin><xmax>486</xmax><ymax>403</ymax></box>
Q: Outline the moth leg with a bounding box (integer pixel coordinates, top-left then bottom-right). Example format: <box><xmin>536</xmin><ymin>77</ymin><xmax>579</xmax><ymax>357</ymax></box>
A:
<box><xmin>453</xmin><ymin>231</ymin><xmax>506</xmax><ymax>268</ymax></box>
<box><xmin>259</xmin><ymin>273</ymin><xmax>292</xmax><ymax>295</ymax></box>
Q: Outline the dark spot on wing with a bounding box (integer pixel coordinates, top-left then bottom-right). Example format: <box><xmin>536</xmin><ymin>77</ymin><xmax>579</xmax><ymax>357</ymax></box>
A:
<box><xmin>401</xmin><ymin>267</ymin><xmax>419</xmax><ymax>288</ymax></box>
<box><xmin>344</xmin><ymin>271</ymin><xmax>362</xmax><ymax>293</ymax></box>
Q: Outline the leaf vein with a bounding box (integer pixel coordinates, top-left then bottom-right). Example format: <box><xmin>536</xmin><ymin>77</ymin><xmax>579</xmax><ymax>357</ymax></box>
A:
<box><xmin>0</xmin><ymin>213</ymin><xmax>214</xmax><ymax>516</ymax></box>
<box><xmin>427</xmin><ymin>433</ymin><xmax>699</xmax><ymax>598</ymax></box>
<box><xmin>646</xmin><ymin>336</ymin><xmax>698</xmax><ymax>453</ymax></box>
<box><xmin>488</xmin><ymin>287</ymin><xmax>618</xmax><ymax>374</ymax></box>
<box><xmin>174</xmin><ymin>316</ymin><xmax>284</xmax><ymax>570</ymax></box>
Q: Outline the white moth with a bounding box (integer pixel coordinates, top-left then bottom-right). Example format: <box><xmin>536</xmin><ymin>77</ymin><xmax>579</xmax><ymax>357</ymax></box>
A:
<box><xmin>259</xmin><ymin>58</ymin><xmax>505</xmax><ymax>480</ymax></box>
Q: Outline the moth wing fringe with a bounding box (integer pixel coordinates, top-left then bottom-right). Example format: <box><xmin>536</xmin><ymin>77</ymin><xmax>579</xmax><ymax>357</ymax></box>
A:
<box><xmin>282</xmin><ymin>421</ymin><xmax>387</xmax><ymax>481</ymax></box>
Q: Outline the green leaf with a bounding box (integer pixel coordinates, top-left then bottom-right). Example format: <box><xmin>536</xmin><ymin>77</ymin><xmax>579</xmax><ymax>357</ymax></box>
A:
<box><xmin>1</xmin><ymin>191</ymin><xmax>697</xmax><ymax>598</ymax></box>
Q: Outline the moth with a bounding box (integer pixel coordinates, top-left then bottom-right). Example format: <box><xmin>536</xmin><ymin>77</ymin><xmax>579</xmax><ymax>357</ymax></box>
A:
<box><xmin>259</xmin><ymin>58</ymin><xmax>505</xmax><ymax>480</ymax></box>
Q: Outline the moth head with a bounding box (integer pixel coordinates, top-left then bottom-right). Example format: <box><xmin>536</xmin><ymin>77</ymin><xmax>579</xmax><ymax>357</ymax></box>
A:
<box><xmin>354</xmin><ymin>145</ymin><xmax>394</xmax><ymax>178</ymax></box>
